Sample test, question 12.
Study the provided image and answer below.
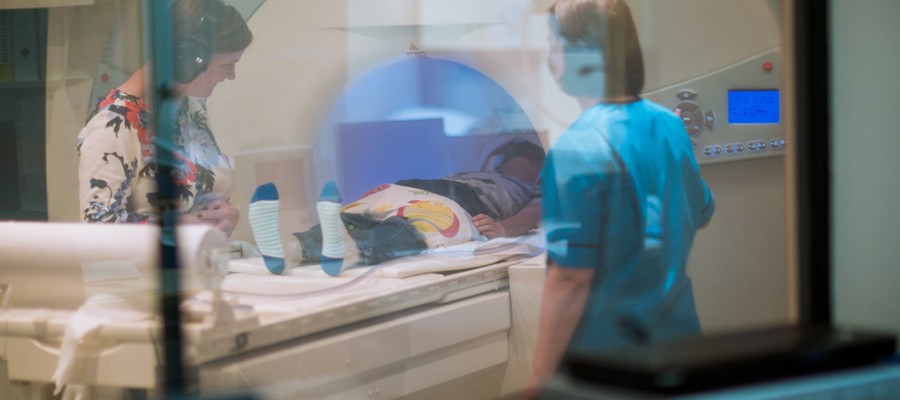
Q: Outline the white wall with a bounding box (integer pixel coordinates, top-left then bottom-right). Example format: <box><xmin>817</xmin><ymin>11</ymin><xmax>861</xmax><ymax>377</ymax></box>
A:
<box><xmin>206</xmin><ymin>0</ymin><xmax>349</xmax><ymax>157</ymax></box>
<box><xmin>830</xmin><ymin>0</ymin><xmax>900</xmax><ymax>338</ymax></box>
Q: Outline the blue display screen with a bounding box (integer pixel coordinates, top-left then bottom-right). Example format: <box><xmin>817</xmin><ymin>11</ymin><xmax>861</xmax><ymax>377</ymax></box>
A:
<box><xmin>728</xmin><ymin>90</ymin><xmax>780</xmax><ymax>124</ymax></box>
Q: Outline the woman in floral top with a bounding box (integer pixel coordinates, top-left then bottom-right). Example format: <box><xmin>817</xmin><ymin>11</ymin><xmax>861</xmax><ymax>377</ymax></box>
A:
<box><xmin>78</xmin><ymin>0</ymin><xmax>252</xmax><ymax>237</ymax></box>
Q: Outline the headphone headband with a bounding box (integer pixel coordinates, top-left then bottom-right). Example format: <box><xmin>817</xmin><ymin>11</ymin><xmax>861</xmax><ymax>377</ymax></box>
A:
<box><xmin>173</xmin><ymin>0</ymin><xmax>226</xmax><ymax>84</ymax></box>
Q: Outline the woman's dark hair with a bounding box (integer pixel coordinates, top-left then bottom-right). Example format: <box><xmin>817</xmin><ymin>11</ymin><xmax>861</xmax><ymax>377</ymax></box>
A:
<box><xmin>172</xmin><ymin>0</ymin><xmax>253</xmax><ymax>54</ymax></box>
<box><xmin>550</xmin><ymin>0</ymin><xmax>644</xmax><ymax>97</ymax></box>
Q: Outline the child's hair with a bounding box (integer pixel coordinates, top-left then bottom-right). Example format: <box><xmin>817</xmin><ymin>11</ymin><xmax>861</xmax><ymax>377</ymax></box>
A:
<box><xmin>498</xmin><ymin>139</ymin><xmax>546</xmax><ymax>168</ymax></box>
<box><xmin>550</xmin><ymin>0</ymin><xmax>644</xmax><ymax>97</ymax></box>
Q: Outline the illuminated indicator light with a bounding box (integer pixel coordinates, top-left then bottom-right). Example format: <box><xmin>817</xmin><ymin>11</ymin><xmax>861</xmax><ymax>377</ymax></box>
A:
<box><xmin>763</xmin><ymin>62</ymin><xmax>773</xmax><ymax>72</ymax></box>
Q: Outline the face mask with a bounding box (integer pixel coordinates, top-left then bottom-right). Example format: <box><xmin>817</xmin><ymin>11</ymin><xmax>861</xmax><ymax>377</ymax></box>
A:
<box><xmin>558</xmin><ymin>45</ymin><xmax>606</xmax><ymax>97</ymax></box>
<box><xmin>548</xmin><ymin>16</ymin><xmax>606</xmax><ymax>97</ymax></box>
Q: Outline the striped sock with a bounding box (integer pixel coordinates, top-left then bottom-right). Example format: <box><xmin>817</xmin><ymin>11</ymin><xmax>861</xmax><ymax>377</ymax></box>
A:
<box><xmin>318</xmin><ymin>181</ymin><xmax>346</xmax><ymax>276</ymax></box>
<box><xmin>249</xmin><ymin>183</ymin><xmax>285</xmax><ymax>274</ymax></box>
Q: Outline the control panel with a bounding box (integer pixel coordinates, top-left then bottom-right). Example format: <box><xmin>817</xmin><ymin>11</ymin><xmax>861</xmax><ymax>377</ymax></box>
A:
<box><xmin>643</xmin><ymin>48</ymin><xmax>783</xmax><ymax>165</ymax></box>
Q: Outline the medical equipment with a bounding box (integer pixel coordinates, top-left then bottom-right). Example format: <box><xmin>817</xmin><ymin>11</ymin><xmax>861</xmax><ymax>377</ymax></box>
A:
<box><xmin>642</xmin><ymin>49</ymin><xmax>784</xmax><ymax>164</ymax></box>
<box><xmin>0</xmin><ymin>223</ymin><xmax>544</xmax><ymax>398</ymax></box>
<box><xmin>0</xmin><ymin>223</ymin><xmax>229</xmax><ymax>310</ymax></box>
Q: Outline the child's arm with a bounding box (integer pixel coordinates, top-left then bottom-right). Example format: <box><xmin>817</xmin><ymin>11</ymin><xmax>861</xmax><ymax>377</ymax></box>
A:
<box><xmin>472</xmin><ymin>201</ymin><xmax>541</xmax><ymax>238</ymax></box>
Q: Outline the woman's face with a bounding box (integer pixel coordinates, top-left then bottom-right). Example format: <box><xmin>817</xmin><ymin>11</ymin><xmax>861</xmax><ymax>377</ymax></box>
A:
<box><xmin>547</xmin><ymin>33</ymin><xmax>567</xmax><ymax>85</ymax></box>
<box><xmin>180</xmin><ymin>50</ymin><xmax>244</xmax><ymax>98</ymax></box>
<box><xmin>546</xmin><ymin>32</ymin><xmax>606</xmax><ymax>98</ymax></box>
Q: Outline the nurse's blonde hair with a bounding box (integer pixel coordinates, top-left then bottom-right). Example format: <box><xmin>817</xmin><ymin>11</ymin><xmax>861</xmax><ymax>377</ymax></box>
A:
<box><xmin>550</xmin><ymin>0</ymin><xmax>644</xmax><ymax>97</ymax></box>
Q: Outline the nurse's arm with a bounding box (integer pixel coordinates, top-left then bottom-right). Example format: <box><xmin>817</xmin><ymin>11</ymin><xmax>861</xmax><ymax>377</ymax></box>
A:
<box><xmin>526</xmin><ymin>258</ymin><xmax>594</xmax><ymax>394</ymax></box>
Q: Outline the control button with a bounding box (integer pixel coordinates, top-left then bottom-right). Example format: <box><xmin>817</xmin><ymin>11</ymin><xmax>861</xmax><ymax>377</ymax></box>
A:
<box><xmin>692</xmin><ymin>109</ymin><xmax>704</xmax><ymax>129</ymax></box>
<box><xmin>770</xmin><ymin>139</ymin><xmax>780</xmax><ymax>148</ymax></box>
<box><xmin>712</xmin><ymin>145</ymin><xmax>723</xmax><ymax>156</ymax></box>
<box><xmin>779</xmin><ymin>139</ymin><xmax>786</xmax><ymax>147</ymax></box>
<box><xmin>735</xmin><ymin>143</ymin><xmax>744</xmax><ymax>153</ymax></box>
<box><xmin>676</xmin><ymin>89</ymin><xmax>698</xmax><ymax>101</ymax></box>
<box><xmin>763</xmin><ymin>61</ymin><xmax>774</xmax><ymax>72</ymax></box>
<box><xmin>747</xmin><ymin>141</ymin><xmax>757</xmax><ymax>151</ymax></box>
<box><xmin>757</xmin><ymin>140</ymin><xmax>767</xmax><ymax>150</ymax></box>
<box><xmin>690</xmin><ymin>137</ymin><xmax>699</xmax><ymax>147</ymax></box>
<box><xmin>704</xmin><ymin>108</ymin><xmax>716</xmax><ymax>130</ymax></box>
<box><xmin>703</xmin><ymin>146</ymin><xmax>713</xmax><ymax>157</ymax></box>
<box><xmin>675</xmin><ymin>101</ymin><xmax>703</xmax><ymax>136</ymax></box>
<box><xmin>725</xmin><ymin>144</ymin><xmax>735</xmax><ymax>154</ymax></box>
<box><xmin>675</xmin><ymin>101</ymin><xmax>700</xmax><ymax>113</ymax></box>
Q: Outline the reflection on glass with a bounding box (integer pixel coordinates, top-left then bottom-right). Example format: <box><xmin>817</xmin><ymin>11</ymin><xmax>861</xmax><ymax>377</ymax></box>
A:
<box><xmin>0</xmin><ymin>0</ymin><xmax>793</xmax><ymax>398</ymax></box>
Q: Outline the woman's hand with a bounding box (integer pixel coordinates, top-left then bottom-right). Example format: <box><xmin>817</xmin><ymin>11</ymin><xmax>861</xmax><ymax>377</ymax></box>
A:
<box><xmin>473</xmin><ymin>214</ymin><xmax>507</xmax><ymax>239</ymax></box>
<box><xmin>197</xmin><ymin>200</ymin><xmax>240</xmax><ymax>238</ymax></box>
<box><xmin>178</xmin><ymin>212</ymin><xmax>209</xmax><ymax>226</ymax></box>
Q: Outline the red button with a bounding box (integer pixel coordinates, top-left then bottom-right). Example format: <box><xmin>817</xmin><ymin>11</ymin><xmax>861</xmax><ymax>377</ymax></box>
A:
<box><xmin>763</xmin><ymin>62</ymin><xmax>773</xmax><ymax>72</ymax></box>
<box><xmin>101</xmin><ymin>73</ymin><xmax>108</xmax><ymax>82</ymax></box>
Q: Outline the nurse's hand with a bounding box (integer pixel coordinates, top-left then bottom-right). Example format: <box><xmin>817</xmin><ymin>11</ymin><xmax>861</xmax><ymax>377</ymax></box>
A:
<box><xmin>473</xmin><ymin>214</ymin><xmax>507</xmax><ymax>239</ymax></box>
<box><xmin>198</xmin><ymin>200</ymin><xmax>240</xmax><ymax>238</ymax></box>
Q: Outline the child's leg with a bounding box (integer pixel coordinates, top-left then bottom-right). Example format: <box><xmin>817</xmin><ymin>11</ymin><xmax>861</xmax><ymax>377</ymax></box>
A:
<box><xmin>344</xmin><ymin>214</ymin><xmax>428</xmax><ymax>265</ymax></box>
<box><xmin>248</xmin><ymin>183</ymin><xmax>287</xmax><ymax>274</ymax></box>
<box><xmin>317</xmin><ymin>182</ymin><xmax>362</xmax><ymax>276</ymax></box>
<box><xmin>249</xmin><ymin>183</ymin><xmax>306</xmax><ymax>274</ymax></box>
<box><xmin>253</xmin><ymin>181</ymin><xmax>434</xmax><ymax>276</ymax></box>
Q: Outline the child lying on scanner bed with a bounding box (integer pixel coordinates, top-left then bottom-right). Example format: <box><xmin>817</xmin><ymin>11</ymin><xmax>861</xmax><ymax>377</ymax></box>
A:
<box><xmin>249</xmin><ymin>140</ymin><xmax>544</xmax><ymax>276</ymax></box>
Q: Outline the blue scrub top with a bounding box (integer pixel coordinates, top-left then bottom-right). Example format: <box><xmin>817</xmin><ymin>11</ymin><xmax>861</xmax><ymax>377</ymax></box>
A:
<box><xmin>542</xmin><ymin>99</ymin><xmax>715</xmax><ymax>352</ymax></box>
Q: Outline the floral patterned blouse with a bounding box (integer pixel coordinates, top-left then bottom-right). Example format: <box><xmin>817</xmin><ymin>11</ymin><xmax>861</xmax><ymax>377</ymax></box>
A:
<box><xmin>78</xmin><ymin>89</ymin><xmax>235</xmax><ymax>223</ymax></box>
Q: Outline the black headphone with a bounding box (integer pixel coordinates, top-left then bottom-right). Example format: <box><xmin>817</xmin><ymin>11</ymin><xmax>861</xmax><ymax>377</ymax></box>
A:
<box><xmin>173</xmin><ymin>0</ymin><xmax>226</xmax><ymax>84</ymax></box>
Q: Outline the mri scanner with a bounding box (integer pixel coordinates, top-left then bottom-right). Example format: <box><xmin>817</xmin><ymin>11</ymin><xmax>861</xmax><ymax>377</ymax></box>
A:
<box><xmin>0</xmin><ymin>0</ymin><xmax>788</xmax><ymax>399</ymax></box>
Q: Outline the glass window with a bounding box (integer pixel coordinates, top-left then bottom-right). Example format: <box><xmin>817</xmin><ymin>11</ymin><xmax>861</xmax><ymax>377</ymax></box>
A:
<box><xmin>0</xmin><ymin>1</ymin><xmax>799</xmax><ymax>398</ymax></box>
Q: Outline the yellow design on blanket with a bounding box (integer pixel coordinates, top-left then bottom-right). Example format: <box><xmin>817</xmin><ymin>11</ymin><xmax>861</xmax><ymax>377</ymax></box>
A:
<box><xmin>343</xmin><ymin>184</ymin><xmax>482</xmax><ymax>248</ymax></box>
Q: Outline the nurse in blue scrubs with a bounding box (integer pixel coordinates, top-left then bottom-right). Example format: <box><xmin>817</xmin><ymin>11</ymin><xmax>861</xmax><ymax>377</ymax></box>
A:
<box><xmin>527</xmin><ymin>0</ymin><xmax>715</xmax><ymax>393</ymax></box>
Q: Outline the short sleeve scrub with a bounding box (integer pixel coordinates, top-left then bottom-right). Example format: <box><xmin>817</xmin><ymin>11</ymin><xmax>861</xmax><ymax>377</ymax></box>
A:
<box><xmin>542</xmin><ymin>99</ymin><xmax>715</xmax><ymax>353</ymax></box>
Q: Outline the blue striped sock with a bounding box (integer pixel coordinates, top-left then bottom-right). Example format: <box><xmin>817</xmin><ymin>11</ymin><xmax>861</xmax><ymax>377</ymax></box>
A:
<box><xmin>318</xmin><ymin>182</ymin><xmax>346</xmax><ymax>276</ymax></box>
<box><xmin>249</xmin><ymin>183</ymin><xmax>285</xmax><ymax>274</ymax></box>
